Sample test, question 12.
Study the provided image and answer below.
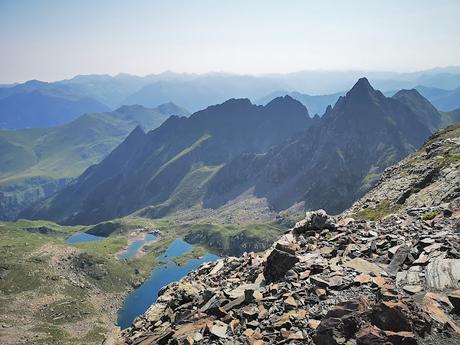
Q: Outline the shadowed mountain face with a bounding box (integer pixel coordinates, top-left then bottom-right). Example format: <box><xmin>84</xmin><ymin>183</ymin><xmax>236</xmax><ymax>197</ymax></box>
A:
<box><xmin>204</xmin><ymin>78</ymin><xmax>432</xmax><ymax>214</ymax></box>
<box><xmin>0</xmin><ymin>91</ymin><xmax>109</xmax><ymax>129</ymax></box>
<box><xmin>392</xmin><ymin>89</ymin><xmax>442</xmax><ymax>132</ymax></box>
<box><xmin>22</xmin><ymin>96</ymin><xmax>311</xmax><ymax>225</ymax></box>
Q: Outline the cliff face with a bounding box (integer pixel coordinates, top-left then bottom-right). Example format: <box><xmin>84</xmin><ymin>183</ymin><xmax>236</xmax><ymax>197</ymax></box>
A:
<box><xmin>117</xmin><ymin>125</ymin><xmax>460</xmax><ymax>345</ymax></box>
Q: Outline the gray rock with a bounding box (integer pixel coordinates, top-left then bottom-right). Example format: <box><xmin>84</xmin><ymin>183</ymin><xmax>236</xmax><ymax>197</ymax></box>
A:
<box><xmin>387</xmin><ymin>245</ymin><xmax>410</xmax><ymax>275</ymax></box>
<box><xmin>425</xmin><ymin>259</ymin><xmax>460</xmax><ymax>289</ymax></box>
<box><xmin>294</xmin><ymin>209</ymin><xmax>337</xmax><ymax>233</ymax></box>
<box><xmin>264</xmin><ymin>247</ymin><xmax>299</xmax><ymax>282</ymax></box>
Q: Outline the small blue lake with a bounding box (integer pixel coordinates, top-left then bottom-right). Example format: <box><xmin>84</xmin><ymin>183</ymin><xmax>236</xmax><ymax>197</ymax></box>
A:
<box><xmin>117</xmin><ymin>233</ymin><xmax>158</xmax><ymax>260</ymax></box>
<box><xmin>117</xmin><ymin>239</ymin><xmax>220</xmax><ymax>328</ymax></box>
<box><xmin>65</xmin><ymin>232</ymin><xmax>105</xmax><ymax>243</ymax></box>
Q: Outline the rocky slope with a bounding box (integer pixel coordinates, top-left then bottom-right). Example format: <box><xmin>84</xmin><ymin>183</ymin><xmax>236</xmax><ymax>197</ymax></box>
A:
<box><xmin>117</xmin><ymin>125</ymin><xmax>460</xmax><ymax>345</ymax></box>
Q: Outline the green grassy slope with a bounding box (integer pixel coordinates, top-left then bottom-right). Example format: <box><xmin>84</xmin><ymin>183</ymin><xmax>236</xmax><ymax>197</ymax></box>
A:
<box><xmin>0</xmin><ymin>105</ymin><xmax>177</xmax><ymax>220</ymax></box>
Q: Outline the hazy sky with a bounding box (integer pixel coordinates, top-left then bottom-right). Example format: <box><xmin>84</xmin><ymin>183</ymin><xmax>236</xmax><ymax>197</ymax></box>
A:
<box><xmin>1</xmin><ymin>0</ymin><xmax>459</xmax><ymax>83</ymax></box>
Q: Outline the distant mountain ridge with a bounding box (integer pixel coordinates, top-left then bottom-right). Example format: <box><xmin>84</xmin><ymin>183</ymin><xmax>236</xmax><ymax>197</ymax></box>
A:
<box><xmin>415</xmin><ymin>85</ymin><xmax>460</xmax><ymax>111</ymax></box>
<box><xmin>2</xmin><ymin>67</ymin><xmax>459</xmax><ymax>119</ymax></box>
<box><xmin>0</xmin><ymin>90</ymin><xmax>109</xmax><ymax>129</ymax></box>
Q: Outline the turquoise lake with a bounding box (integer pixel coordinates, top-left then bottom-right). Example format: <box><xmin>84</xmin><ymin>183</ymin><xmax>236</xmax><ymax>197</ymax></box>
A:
<box><xmin>117</xmin><ymin>239</ymin><xmax>220</xmax><ymax>328</ymax></box>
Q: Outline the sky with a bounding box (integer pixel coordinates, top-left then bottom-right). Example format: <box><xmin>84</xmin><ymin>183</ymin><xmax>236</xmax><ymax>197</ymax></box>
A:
<box><xmin>0</xmin><ymin>0</ymin><xmax>459</xmax><ymax>83</ymax></box>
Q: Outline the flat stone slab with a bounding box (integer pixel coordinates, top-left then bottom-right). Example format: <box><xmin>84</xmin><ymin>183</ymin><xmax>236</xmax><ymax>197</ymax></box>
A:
<box><xmin>425</xmin><ymin>259</ymin><xmax>460</xmax><ymax>290</ymax></box>
<box><xmin>344</xmin><ymin>258</ymin><xmax>384</xmax><ymax>275</ymax></box>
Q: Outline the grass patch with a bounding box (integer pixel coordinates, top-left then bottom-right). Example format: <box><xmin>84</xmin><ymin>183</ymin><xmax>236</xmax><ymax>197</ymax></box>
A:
<box><xmin>29</xmin><ymin>323</ymin><xmax>70</xmax><ymax>345</ymax></box>
<box><xmin>0</xmin><ymin>224</ymin><xmax>51</xmax><ymax>294</ymax></box>
<box><xmin>352</xmin><ymin>200</ymin><xmax>400</xmax><ymax>221</ymax></box>
<box><xmin>82</xmin><ymin>324</ymin><xmax>108</xmax><ymax>343</ymax></box>
<box><xmin>421</xmin><ymin>211</ymin><xmax>438</xmax><ymax>220</ymax></box>
<box><xmin>72</xmin><ymin>235</ymin><xmax>127</xmax><ymax>256</ymax></box>
<box><xmin>172</xmin><ymin>246</ymin><xmax>207</xmax><ymax>266</ymax></box>
<box><xmin>86</xmin><ymin>216</ymin><xmax>160</xmax><ymax>236</ymax></box>
<box><xmin>438</xmin><ymin>153</ymin><xmax>460</xmax><ymax>167</ymax></box>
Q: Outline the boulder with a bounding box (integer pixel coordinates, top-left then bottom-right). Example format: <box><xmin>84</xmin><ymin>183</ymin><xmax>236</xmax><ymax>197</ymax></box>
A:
<box><xmin>387</xmin><ymin>245</ymin><xmax>410</xmax><ymax>275</ymax></box>
<box><xmin>294</xmin><ymin>209</ymin><xmax>337</xmax><ymax>233</ymax></box>
<box><xmin>264</xmin><ymin>247</ymin><xmax>299</xmax><ymax>282</ymax></box>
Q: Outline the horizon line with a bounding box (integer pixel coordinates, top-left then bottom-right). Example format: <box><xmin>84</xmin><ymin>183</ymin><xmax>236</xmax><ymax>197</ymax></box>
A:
<box><xmin>2</xmin><ymin>65</ymin><xmax>460</xmax><ymax>85</ymax></box>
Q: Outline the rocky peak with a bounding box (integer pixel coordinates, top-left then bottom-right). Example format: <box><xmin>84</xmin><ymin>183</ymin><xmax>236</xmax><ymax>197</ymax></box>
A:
<box><xmin>124</xmin><ymin>125</ymin><xmax>145</xmax><ymax>143</ymax></box>
<box><xmin>219</xmin><ymin>97</ymin><xmax>253</xmax><ymax>109</ymax></box>
<box><xmin>264</xmin><ymin>95</ymin><xmax>310</xmax><ymax>118</ymax></box>
<box><xmin>346</xmin><ymin>77</ymin><xmax>377</xmax><ymax>98</ymax></box>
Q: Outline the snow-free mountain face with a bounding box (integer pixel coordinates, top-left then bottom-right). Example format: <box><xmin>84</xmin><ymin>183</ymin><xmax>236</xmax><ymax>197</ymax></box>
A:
<box><xmin>205</xmin><ymin>78</ymin><xmax>433</xmax><ymax>215</ymax></box>
<box><xmin>0</xmin><ymin>90</ymin><xmax>109</xmax><ymax>129</ymax></box>
<box><xmin>21</xmin><ymin>96</ymin><xmax>312</xmax><ymax>225</ymax></box>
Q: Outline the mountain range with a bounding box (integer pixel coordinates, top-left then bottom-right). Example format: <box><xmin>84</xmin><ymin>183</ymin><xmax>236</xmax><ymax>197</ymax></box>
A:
<box><xmin>0</xmin><ymin>103</ymin><xmax>188</xmax><ymax>220</ymax></box>
<box><xmin>2</xmin><ymin>68</ymin><xmax>460</xmax><ymax>127</ymax></box>
<box><xmin>21</xmin><ymin>96</ymin><xmax>312</xmax><ymax>224</ymax></box>
<box><xmin>256</xmin><ymin>84</ymin><xmax>460</xmax><ymax>118</ymax></box>
<box><xmin>21</xmin><ymin>78</ymin><xmax>459</xmax><ymax>226</ymax></box>
<box><xmin>204</xmin><ymin>79</ymin><xmax>433</xmax><ymax>214</ymax></box>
